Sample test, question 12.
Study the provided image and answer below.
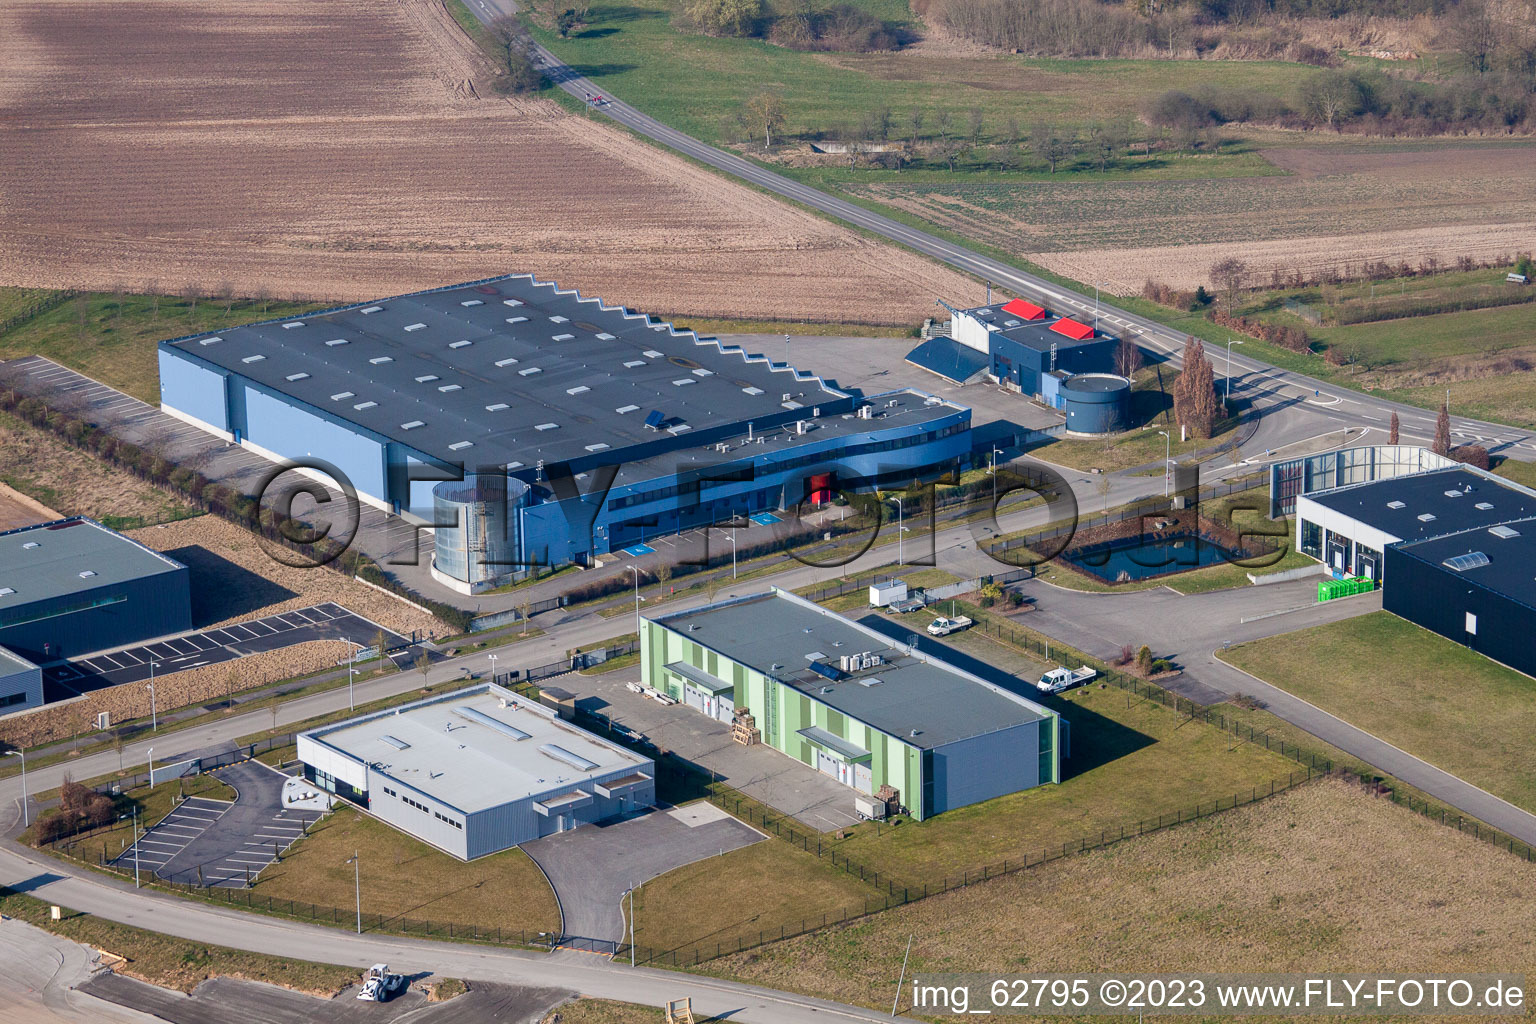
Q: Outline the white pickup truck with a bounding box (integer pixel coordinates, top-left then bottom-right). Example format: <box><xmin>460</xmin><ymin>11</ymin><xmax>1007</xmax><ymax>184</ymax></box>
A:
<box><xmin>926</xmin><ymin>615</ymin><xmax>974</xmax><ymax>637</ymax></box>
<box><xmin>1036</xmin><ymin>666</ymin><xmax>1098</xmax><ymax>694</ymax></box>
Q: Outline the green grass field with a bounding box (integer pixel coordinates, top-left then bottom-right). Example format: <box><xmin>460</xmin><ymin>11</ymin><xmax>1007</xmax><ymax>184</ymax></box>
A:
<box><xmin>531</xmin><ymin>0</ymin><xmax>1321</xmax><ymax>172</ymax></box>
<box><xmin>1222</xmin><ymin>611</ymin><xmax>1536</xmax><ymax>812</ymax></box>
<box><xmin>0</xmin><ymin>288</ymin><xmax>321</xmax><ymax>402</ymax></box>
<box><xmin>254</xmin><ymin>805</ymin><xmax>561</xmax><ymax>936</ymax></box>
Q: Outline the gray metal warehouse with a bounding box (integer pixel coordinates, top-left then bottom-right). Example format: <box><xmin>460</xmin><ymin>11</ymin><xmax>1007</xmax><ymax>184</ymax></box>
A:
<box><xmin>0</xmin><ymin>646</ymin><xmax>42</xmax><ymax>715</ymax></box>
<box><xmin>297</xmin><ymin>683</ymin><xmax>655</xmax><ymax>860</ymax></box>
<box><xmin>0</xmin><ymin>517</ymin><xmax>192</xmax><ymax>665</ymax></box>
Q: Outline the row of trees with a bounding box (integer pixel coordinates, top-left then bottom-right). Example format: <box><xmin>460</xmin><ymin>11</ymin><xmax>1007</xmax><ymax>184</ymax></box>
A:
<box><xmin>684</xmin><ymin>0</ymin><xmax>907</xmax><ymax>51</ymax></box>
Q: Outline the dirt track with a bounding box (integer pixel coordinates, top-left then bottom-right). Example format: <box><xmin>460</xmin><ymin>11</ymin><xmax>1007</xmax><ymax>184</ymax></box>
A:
<box><xmin>0</xmin><ymin>0</ymin><xmax>983</xmax><ymax>323</ymax></box>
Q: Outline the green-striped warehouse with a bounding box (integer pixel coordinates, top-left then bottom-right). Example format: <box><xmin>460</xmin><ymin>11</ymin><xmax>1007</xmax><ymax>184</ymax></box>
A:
<box><xmin>642</xmin><ymin>588</ymin><xmax>1063</xmax><ymax>820</ymax></box>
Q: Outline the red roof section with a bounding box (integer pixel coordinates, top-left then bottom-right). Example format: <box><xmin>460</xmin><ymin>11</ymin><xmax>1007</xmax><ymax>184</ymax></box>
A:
<box><xmin>1001</xmin><ymin>298</ymin><xmax>1047</xmax><ymax>321</ymax></box>
<box><xmin>1050</xmin><ymin>318</ymin><xmax>1096</xmax><ymax>341</ymax></box>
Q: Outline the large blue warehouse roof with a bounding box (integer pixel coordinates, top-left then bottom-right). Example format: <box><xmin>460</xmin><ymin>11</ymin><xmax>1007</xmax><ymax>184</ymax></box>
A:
<box><xmin>0</xmin><ymin>517</ymin><xmax>186</xmax><ymax>612</ymax></box>
<box><xmin>161</xmin><ymin>275</ymin><xmax>853</xmax><ymax>471</ymax></box>
<box><xmin>1302</xmin><ymin>466</ymin><xmax>1536</xmax><ymax>541</ymax></box>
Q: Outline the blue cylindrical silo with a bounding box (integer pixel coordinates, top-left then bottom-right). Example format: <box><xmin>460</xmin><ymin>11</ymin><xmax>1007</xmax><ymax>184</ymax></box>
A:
<box><xmin>1061</xmin><ymin>373</ymin><xmax>1132</xmax><ymax>435</ymax></box>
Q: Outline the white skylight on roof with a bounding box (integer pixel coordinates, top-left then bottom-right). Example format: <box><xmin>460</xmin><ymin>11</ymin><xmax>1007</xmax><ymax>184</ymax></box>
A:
<box><xmin>285</xmin><ymin>372</ymin><xmax>310</xmax><ymax>381</ymax></box>
<box><xmin>668</xmin><ymin>423</ymin><xmax>693</xmax><ymax>434</ymax></box>
<box><xmin>535</xmin><ymin>422</ymin><xmax>559</xmax><ymax>431</ymax></box>
<box><xmin>438</xmin><ymin>384</ymin><xmax>462</xmax><ymax>392</ymax></box>
<box><xmin>506</xmin><ymin>316</ymin><xmax>528</xmax><ymax>324</ymax></box>
<box><xmin>1489</xmin><ymin>525</ymin><xmax>1521</xmax><ymax>539</ymax></box>
<box><xmin>551</xmin><ymin>333</ymin><xmax>574</xmax><ymax>342</ymax></box>
<box><xmin>404</xmin><ymin>323</ymin><xmax>427</xmax><ymax>332</ymax></box>
<box><xmin>567</xmin><ymin>385</ymin><xmax>590</xmax><ymax>395</ymax></box>
<box><xmin>1443</xmin><ymin>551</ymin><xmax>1491</xmax><ymax>571</ymax></box>
<box><xmin>596</xmin><ymin>332</ymin><xmax>615</xmax><ymax>340</ymax></box>
<box><xmin>1387</xmin><ymin>500</ymin><xmax>1406</xmax><ymax>509</ymax></box>
<box><xmin>550</xmin><ymin>315</ymin><xmax>568</xmax><ymax>323</ymax></box>
<box><xmin>78</xmin><ymin>570</ymin><xmax>96</xmax><ymax>578</ymax></box>
<box><xmin>507</xmin><ymin>460</ymin><xmax>524</xmax><ymax>470</ymax></box>
<box><xmin>1418</xmin><ymin>513</ymin><xmax>1437</xmax><ymax>522</ymax></box>
<box><xmin>693</xmin><ymin>368</ymin><xmax>714</xmax><ymax>376</ymax></box>
<box><xmin>494</xmin><ymin>358</ymin><xmax>519</xmax><ymax>367</ymax></box>
<box><xmin>518</xmin><ymin>367</ymin><xmax>542</xmax><ymax>376</ymax></box>
<box><xmin>449</xmin><ymin>441</ymin><xmax>474</xmax><ymax>451</ymax></box>
<box><xmin>502</xmin><ymin>299</ymin><xmax>523</xmax><ymax>307</ymax></box>
<box><xmin>331</xmin><ymin>391</ymin><xmax>354</xmax><ymax>401</ymax></box>
<box><xmin>0</xmin><ymin>588</ymin><xmax>14</xmax><ymax>597</ymax></box>
<box><xmin>360</xmin><ymin>306</ymin><xmax>383</xmax><ymax>314</ymax></box>
<box><xmin>199</xmin><ymin>336</ymin><xmax>222</xmax><ymax>345</ymax></box>
<box><xmin>585</xmin><ymin>443</ymin><xmax>611</xmax><ymax>452</ymax></box>
<box><xmin>21</xmin><ymin>542</ymin><xmax>38</xmax><ymax>550</ymax></box>
<box><xmin>242</xmin><ymin>354</ymin><xmax>265</xmax><ymax>363</ymax></box>
<box><xmin>1444</xmin><ymin>489</ymin><xmax>1463</xmax><ymax>498</ymax></box>
<box><xmin>623</xmin><ymin>360</ymin><xmax>646</xmax><ymax>368</ymax></box>
<box><xmin>643</xmin><ymin>349</ymin><xmax>663</xmax><ymax>358</ymax></box>
<box><xmin>370</xmin><ymin>356</ymin><xmax>393</xmax><ymax>365</ymax></box>
<box><xmin>672</xmin><ymin>378</ymin><xmax>697</xmax><ymax>386</ymax></box>
<box><xmin>415</xmin><ymin>375</ymin><xmax>440</xmax><ymax>383</ymax></box>
<box><xmin>460</xmin><ymin>299</ymin><xmax>483</xmax><ymax>307</ymax></box>
<box><xmin>742</xmin><ymin>386</ymin><xmax>764</xmax><ymax>396</ymax></box>
<box><xmin>615</xmin><ymin>404</ymin><xmax>640</xmax><ymax>414</ymax></box>
<box><xmin>401</xmin><ymin>420</ymin><xmax>424</xmax><ymax>430</ymax></box>
<box><xmin>1476</xmin><ymin>502</ymin><xmax>1495</xmax><ymax>510</ymax></box>
<box><xmin>485</xmin><ymin>403</ymin><xmax>509</xmax><ymax>412</ymax></box>
<box><xmin>354</xmin><ymin>400</ymin><xmax>377</xmax><ymax>410</ymax></box>
<box><xmin>326</xmin><ymin>338</ymin><xmax>348</xmax><ymax>347</ymax></box>
<box><xmin>449</xmin><ymin>339</ymin><xmax>471</xmax><ymax>349</ymax></box>
<box><xmin>282</xmin><ymin>322</ymin><xmax>305</xmax><ymax>329</ymax></box>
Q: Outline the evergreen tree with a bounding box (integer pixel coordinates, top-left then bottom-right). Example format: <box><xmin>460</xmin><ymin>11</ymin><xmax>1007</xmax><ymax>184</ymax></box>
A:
<box><xmin>1434</xmin><ymin>401</ymin><xmax>1452</xmax><ymax>456</ymax></box>
<box><xmin>1388</xmin><ymin>411</ymin><xmax>1400</xmax><ymax>445</ymax></box>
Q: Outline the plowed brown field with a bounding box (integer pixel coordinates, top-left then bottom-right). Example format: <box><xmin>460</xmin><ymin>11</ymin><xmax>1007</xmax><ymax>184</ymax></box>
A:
<box><xmin>0</xmin><ymin>0</ymin><xmax>982</xmax><ymax>323</ymax></box>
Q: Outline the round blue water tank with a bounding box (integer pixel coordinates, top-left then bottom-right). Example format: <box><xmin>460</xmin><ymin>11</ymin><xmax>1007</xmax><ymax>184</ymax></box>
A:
<box><xmin>1061</xmin><ymin>373</ymin><xmax>1132</xmax><ymax>435</ymax></box>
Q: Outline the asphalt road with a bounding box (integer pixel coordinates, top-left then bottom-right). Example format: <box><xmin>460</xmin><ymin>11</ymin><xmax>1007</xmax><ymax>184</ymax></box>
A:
<box><xmin>467</xmin><ymin>2</ymin><xmax>1536</xmax><ymax>465</ymax></box>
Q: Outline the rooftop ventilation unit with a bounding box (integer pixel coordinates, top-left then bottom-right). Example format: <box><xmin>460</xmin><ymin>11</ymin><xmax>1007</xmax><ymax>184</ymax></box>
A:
<box><xmin>449</xmin><ymin>339</ymin><xmax>472</xmax><ymax>349</ymax></box>
<box><xmin>616</xmin><ymin>404</ymin><xmax>640</xmax><ymax>414</ymax></box>
<box><xmin>241</xmin><ymin>354</ymin><xmax>265</xmax><ymax>364</ymax></box>
<box><xmin>282</xmin><ymin>322</ymin><xmax>305</xmax><ymax>329</ymax></box>
<box><xmin>326</xmin><ymin>338</ymin><xmax>348</xmax><ymax>347</ymax></box>
<box><xmin>506</xmin><ymin>316</ymin><xmax>529</xmax><ymax>324</ymax></box>
<box><xmin>742</xmin><ymin>386</ymin><xmax>764</xmax><ymax>396</ymax></box>
<box><xmin>331</xmin><ymin>391</ymin><xmax>355</xmax><ymax>401</ymax></box>
<box><xmin>1387</xmin><ymin>500</ymin><xmax>1406</xmax><ymax>509</ymax></box>
<box><xmin>540</xmin><ymin>743</ymin><xmax>598</xmax><ymax>772</ymax></box>
<box><xmin>354</xmin><ymin>400</ymin><xmax>377</xmax><ymax>411</ymax></box>
<box><xmin>596</xmin><ymin>332</ymin><xmax>615</xmax><ymax>340</ymax></box>
<box><xmin>454</xmin><ymin>706</ymin><xmax>531</xmax><ymax>741</ymax></box>
<box><xmin>369</xmin><ymin>356</ymin><xmax>393</xmax><ymax>365</ymax></box>
<box><xmin>0</xmin><ymin>588</ymin><xmax>14</xmax><ymax>597</ymax></box>
<box><xmin>1476</xmin><ymin>502</ymin><xmax>1495</xmax><ymax>510</ymax></box>
<box><xmin>22</xmin><ymin>542</ymin><xmax>38</xmax><ymax>550</ymax></box>
<box><xmin>643</xmin><ymin>349</ymin><xmax>663</xmax><ymax>359</ymax></box>
<box><xmin>460</xmin><ymin>299</ymin><xmax>484</xmax><ymax>307</ymax></box>
<box><xmin>549</xmin><ymin>316</ymin><xmax>568</xmax><ymax>324</ymax></box>
<box><xmin>400</xmin><ymin>420</ymin><xmax>424</xmax><ymax>430</ymax></box>
<box><xmin>494</xmin><ymin>358</ymin><xmax>518</xmax><ymax>368</ymax></box>
<box><xmin>438</xmin><ymin>384</ymin><xmax>461</xmax><ymax>392</ymax></box>
<box><xmin>448</xmin><ymin>441</ymin><xmax>474</xmax><ymax>451</ymax></box>
<box><xmin>552</xmin><ymin>333</ymin><xmax>574</xmax><ymax>342</ymax></box>
<box><xmin>285</xmin><ymin>372</ymin><xmax>310</xmax><ymax>382</ymax></box>
<box><xmin>486</xmin><ymin>402</ymin><xmax>509</xmax><ymax>411</ymax></box>
<box><xmin>1444</xmin><ymin>489</ymin><xmax>1463</xmax><ymax>498</ymax></box>
<box><xmin>518</xmin><ymin>367</ymin><xmax>541</xmax><ymax>376</ymax></box>
<box><xmin>199</xmin><ymin>336</ymin><xmax>222</xmax><ymax>345</ymax></box>
<box><xmin>857</xmin><ymin>405</ymin><xmax>874</xmax><ymax>419</ymax></box>
<box><xmin>1443</xmin><ymin>551</ymin><xmax>1491</xmax><ymax>572</ymax></box>
<box><xmin>535</xmin><ymin>422</ymin><xmax>559</xmax><ymax>431</ymax></box>
<box><xmin>623</xmin><ymin>360</ymin><xmax>646</xmax><ymax>368</ymax></box>
<box><xmin>416</xmin><ymin>375</ymin><xmax>440</xmax><ymax>383</ymax></box>
<box><xmin>502</xmin><ymin>298</ymin><xmax>523</xmax><ymax>307</ymax></box>
<box><xmin>1489</xmin><ymin>525</ymin><xmax>1521</xmax><ymax>539</ymax></box>
<box><xmin>567</xmin><ymin>386</ymin><xmax>590</xmax><ymax>396</ymax></box>
<box><xmin>78</xmin><ymin>570</ymin><xmax>96</xmax><ymax>578</ymax></box>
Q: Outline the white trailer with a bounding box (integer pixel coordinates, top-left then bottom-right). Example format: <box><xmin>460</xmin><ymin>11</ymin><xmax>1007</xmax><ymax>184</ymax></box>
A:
<box><xmin>869</xmin><ymin>579</ymin><xmax>908</xmax><ymax>608</ymax></box>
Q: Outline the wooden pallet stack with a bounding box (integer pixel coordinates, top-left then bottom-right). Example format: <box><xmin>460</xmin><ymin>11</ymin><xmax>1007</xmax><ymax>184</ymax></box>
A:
<box><xmin>730</xmin><ymin>707</ymin><xmax>760</xmax><ymax>746</ymax></box>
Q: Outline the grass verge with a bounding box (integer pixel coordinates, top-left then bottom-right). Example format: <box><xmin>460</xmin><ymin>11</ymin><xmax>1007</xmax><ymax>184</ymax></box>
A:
<box><xmin>1220</xmin><ymin>611</ymin><xmax>1536</xmax><ymax>812</ymax></box>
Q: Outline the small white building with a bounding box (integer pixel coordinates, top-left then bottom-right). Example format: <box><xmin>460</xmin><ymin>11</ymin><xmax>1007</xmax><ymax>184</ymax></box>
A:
<box><xmin>868</xmin><ymin>578</ymin><xmax>908</xmax><ymax>607</ymax></box>
<box><xmin>298</xmin><ymin>683</ymin><xmax>654</xmax><ymax>860</ymax></box>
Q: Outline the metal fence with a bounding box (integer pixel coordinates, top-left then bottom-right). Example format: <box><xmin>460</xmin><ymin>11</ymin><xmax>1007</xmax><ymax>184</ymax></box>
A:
<box><xmin>490</xmin><ymin>638</ymin><xmax>640</xmax><ymax>687</ymax></box>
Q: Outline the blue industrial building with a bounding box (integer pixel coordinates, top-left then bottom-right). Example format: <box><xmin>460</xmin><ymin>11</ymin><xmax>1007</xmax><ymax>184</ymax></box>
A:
<box><xmin>906</xmin><ymin>299</ymin><xmax>1130</xmax><ymax>435</ymax></box>
<box><xmin>158</xmin><ymin>275</ymin><xmax>971</xmax><ymax>593</ymax></box>
<box><xmin>0</xmin><ymin>647</ymin><xmax>42</xmax><ymax>716</ymax></box>
<box><xmin>0</xmin><ymin>518</ymin><xmax>192</xmax><ymax>682</ymax></box>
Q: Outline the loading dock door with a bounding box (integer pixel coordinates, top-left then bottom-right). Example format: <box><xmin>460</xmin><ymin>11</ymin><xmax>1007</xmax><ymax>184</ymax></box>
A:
<box><xmin>683</xmin><ymin>684</ymin><xmax>708</xmax><ymax>715</ymax></box>
<box><xmin>713</xmin><ymin>693</ymin><xmax>734</xmax><ymax>724</ymax></box>
<box><xmin>854</xmin><ymin>763</ymin><xmax>873</xmax><ymax>795</ymax></box>
<box><xmin>815</xmin><ymin>750</ymin><xmax>840</xmax><ymax>778</ymax></box>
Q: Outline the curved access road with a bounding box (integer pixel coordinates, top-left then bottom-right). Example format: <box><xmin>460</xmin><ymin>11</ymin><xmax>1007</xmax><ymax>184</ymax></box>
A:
<box><xmin>469</xmin><ymin>0</ymin><xmax>1535</xmax><ymax>462</ymax></box>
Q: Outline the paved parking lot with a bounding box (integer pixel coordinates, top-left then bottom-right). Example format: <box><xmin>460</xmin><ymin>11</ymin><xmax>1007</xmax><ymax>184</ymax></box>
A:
<box><xmin>43</xmin><ymin>603</ymin><xmax>408</xmax><ymax>699</ymax></box>
<box><xmin>523</xmin><ymin>802</ymin><xmax>763</xmax><ymax>949</ymax></box>
<box><xmin>111</xmin><ymin>761</ymin><xmax>325</xmax><ymax>888</ymax></box>
<box><xmin>111</xmin><ymin>796</ymin><xmax>231</xmax><ymax>878</ymax></box>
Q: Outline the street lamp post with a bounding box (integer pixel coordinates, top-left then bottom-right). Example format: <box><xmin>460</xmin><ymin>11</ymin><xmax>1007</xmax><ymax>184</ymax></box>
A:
<box><xmin>345</xmin><ymin>851</ymin><xmax>361</xmax><ymax>933</ymax></box>
<box><xmin>147</xmin><ymin>746</ymin><xmax>154</xmax><ymax>782</ymax></box>
<box><xmin>5</xmin><ymin>750</ymin><xmax>26</xmax><ymax>827</ymax></box>
<box><xmin>487</xmin><ymin>653</ymin><xmax>498</xmax><ymax>682</ymax></box>
<box><xmin>124</xmin><ymin>805</ymin><xmax>141</xmax><ymax>887</ymax></box>
<box><xmin>626</xmin><ymin>564</ymin><xmax>644</xmax><ymax>637</ymax></box>
<box><xmin>893</xmin><ymin>497</ymin><xmax>904</xmax><ymax>566</ymax></box>
<box><xmin>990</xmin><ymin>448</ymin><xmax>1004</xmax><ymax>507</ymax></box>
<box><xmin>1157</xmin><ymin>430</ymin><xmax>1171</xmax><ymax>498</ymax></box>
<box><xmin>1226</xmin><ymin>337</ymin><xmax>1245</xmax><ymax>402</ymax></box>
<box><xmin>146</xmin><ymin>679</ymin><xmax>157</xmax><ymax>732</ymax></box>
<box><xmin>346</xmin><ymin>641</ymin><xmax>363</xmax><ymax>710</ymax></box>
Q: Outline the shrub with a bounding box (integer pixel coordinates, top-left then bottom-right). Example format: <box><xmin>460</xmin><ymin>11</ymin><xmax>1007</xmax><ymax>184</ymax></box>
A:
<box><xmin>686</xmin><ymin>0</ymin><xmax>763</xmax><ymax>36</ymax></box>
<box><xmin>979</xmin><ymin>594</ymin><xmax>996</xmax><ymax>608</ymax></box>
<box><xmin>1008</xmin><ymin>590</ymin><xmax>1025</xmax><ymax>607</ymax></box>
<box><xmin>1152</xmin><ymin>658</ymin><xmax>1173</xmax><ymax>674</ymax></box>
<box><xmin>1136</xmin><ymin>645</ymin><xmax>1153</xmax><ymax>675</ymax></box>
<box><xmin>1450</xmin><ymin>444</ymin><xmax>1490</xmax><ymax>470</ymax></box>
